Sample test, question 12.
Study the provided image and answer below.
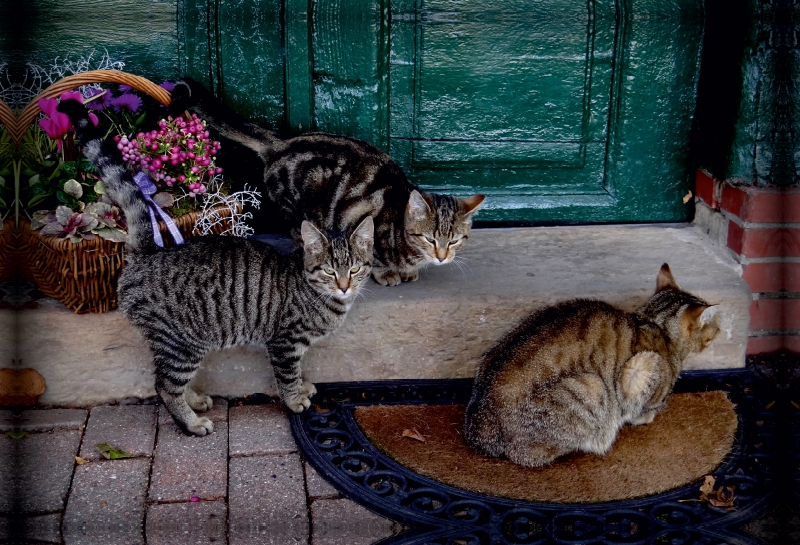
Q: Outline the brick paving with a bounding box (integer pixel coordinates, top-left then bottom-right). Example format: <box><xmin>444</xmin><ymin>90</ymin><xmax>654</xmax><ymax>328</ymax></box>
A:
<box><xmin>5</xmin><ymin>403</ymin><xmax>399</xmax><ymax>545</ymax></box>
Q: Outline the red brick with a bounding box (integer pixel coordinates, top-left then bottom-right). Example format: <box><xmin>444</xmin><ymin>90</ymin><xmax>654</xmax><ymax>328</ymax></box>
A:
<box><xmin>731</xmin><ymin>227</ymin><xmax>798</xmax><ymax>258</ymax></box>
<box><xmin>720</xmin><ymin>184</ymin><xmax>747</xmax><ymax>218</ymax></box>
<box><xmin>742</xmin><ymin>263</ymin><xmax>800</xmax><ymax>292</ymax></box>
<box><xmin>748</xmin><ymin>299</ymin><xmax>800</xmax><ymax>331</ymax></box>
<box><xmin>719</xmin><ymin>183</ymin><xmax>799</xmax><ymax>223</ymax></box>
<box><xmin>747</xmin><ymin>335</ymin><xmax>800</xmax><ymax>354</ymax></box>
<box><xmin>695</xmin><ymin>170</ymin><xmax>717</xmax><ymax>208</ymax></box>
<box><xmin>727</xmin><ymin>221</ymin><xmax>744</xmax><ymax>254</ymax></box>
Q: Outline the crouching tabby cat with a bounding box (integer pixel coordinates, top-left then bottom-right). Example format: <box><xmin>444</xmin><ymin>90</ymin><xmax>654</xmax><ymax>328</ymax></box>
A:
<box><xmin>59</xmin><ymin>99</ymin><xmax>375</xmax><ymax>436</ymax></box>
<box><xmin>167</xmin><ymin>78</ymin><xmax>485</xmax><ymax>286</ymax></box>
<box><xmin>465</xmin><ymin>264</ymin><xmax>721</xmax><ymax>467</ymax></box>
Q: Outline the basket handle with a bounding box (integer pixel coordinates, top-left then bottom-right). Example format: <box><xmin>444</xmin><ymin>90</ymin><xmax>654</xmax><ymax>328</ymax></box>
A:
<box><xmin>11</xmin><ymin>70</ymin><xmax>173</xmax><ymax>145</ymax></box>
<box><xmin>0</xmin><ymin>99</ymin><xmax>14</xmax><ymax>135</ymax></box>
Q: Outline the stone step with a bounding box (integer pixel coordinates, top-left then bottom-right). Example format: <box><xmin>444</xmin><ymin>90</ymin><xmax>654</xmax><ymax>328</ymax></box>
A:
<box><xmin>11</xmin><ymin>224</ymin><xmax>750</xmax><ymax>406</ymax></box>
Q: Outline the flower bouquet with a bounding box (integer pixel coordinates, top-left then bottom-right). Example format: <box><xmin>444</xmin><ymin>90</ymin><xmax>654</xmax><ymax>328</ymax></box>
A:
<box><xmin>17</xmin><ymin>70</ymin><xmax>259</xmax><ymax>313</ymax></box>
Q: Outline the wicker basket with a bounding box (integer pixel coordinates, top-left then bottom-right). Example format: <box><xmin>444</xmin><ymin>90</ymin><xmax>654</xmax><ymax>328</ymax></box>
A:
<box><xmin>16</xmin><ymin>71</ymin><xmax>237</xmax><ymax>313</ymax></box>
<box><xmin>22</xmin><ymin>206</ymin><xmax>237</xmax><ymax>314</ymax></box>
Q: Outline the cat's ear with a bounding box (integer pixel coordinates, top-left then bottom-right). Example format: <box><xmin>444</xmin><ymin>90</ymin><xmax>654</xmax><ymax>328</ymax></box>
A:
<box><xmin>407</xmin><ymin>190</ymin><xmax>432</xmax><ymax>221</ymax></box>
<box><xmin>350</xmin><ymin>215</ymin><xmax>374</xmax><ymax>252</ymax></box>
<box><xmin>300</xmin><ymin>221</ymin><xmax>328</xmax><ymax>255</ymax></box>
<box><xmin>655</xmin><ymin>263</ymin><xmax>680</xmax><ymax>292</ymax></box>
<box><xmin>685</xmin><ymin>304</ymin><xmax>719</xmax><ymax>327</ymax></box>
<box><xmin>460</xmin><ymin>194</ymin><xmax>486</xmax><ymax>218</ymax></box>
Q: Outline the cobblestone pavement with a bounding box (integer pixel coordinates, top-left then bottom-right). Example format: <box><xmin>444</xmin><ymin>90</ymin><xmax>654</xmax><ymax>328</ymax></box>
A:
<box><xmin>1</xmin><ymin>401</ymin><xmax>402</xmax><ymax>545</ymax></box>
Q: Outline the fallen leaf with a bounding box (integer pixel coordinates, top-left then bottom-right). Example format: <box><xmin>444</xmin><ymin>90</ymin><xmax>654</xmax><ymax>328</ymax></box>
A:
<box><xmin>699</xmin><ymin>475</ymin><xmax>715</xmax><ymax>497</ymax></box>
<box><xmin>5</xmin><ymin>430</ymin><xmax>29</xmax><ymax>439</ymax></box>
<box><xmin>402</xmin><ymin>428</ymin><xmax>427</xmax><ymax>443</ymax></box>
<box><xmin>75</xmin><ymin>456</ymin><xmax>89</xmax><ymax>465</ymax></box>
<box><xmin>682</xmin><ymin>190</ymin><xmax>693</xmax><ymax>204</ymax></box>
<box><xmin>95</xmin><ymin>443</ymin><xmax>132</xmax><ymax>460</ymax></box>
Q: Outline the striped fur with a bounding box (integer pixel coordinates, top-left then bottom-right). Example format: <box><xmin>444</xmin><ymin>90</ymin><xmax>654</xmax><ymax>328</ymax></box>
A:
<box><xmin>169</xmin><ymin>78</ymin><xmax>485</xmax><ymax>286</ymax></box>
<box><xmin>58</xmin><ymin>100</ymin><xmax>375</xmax><ymax>436</ymax></box>
<box><xmin>464</xmin><ymin>264</ymin><xmax>721</xmax><ymax>467</ymax></box>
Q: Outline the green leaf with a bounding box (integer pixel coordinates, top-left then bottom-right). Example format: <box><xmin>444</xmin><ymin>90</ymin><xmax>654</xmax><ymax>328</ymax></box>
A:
<box><xmin>5</xmin><ymin>430</ymin><xmax>29</xmax><ymax>439</ymax></box>
<box><xmin>27</xmin><ymin>194</ymin><xmax>49</xmax><ymax>209</ymax></box>
<box><xmin>31</xmin><ymin>183</ymin><xmax>52</xmax><ymax>196</ymax></box>
<box><xmin>22</xmin><ymin>167</ymin><xmax>39</xmax><ymax>176</ymax></box>
<box><xmin>61</xmin><ymin>162</ymin><xmax>77</xmax><ymax>177</ymax></box>
<box><xmin>94</xmin><ymin>180</ymin><xmax>107</xmax><ymax>194</ymax></box>
<box><xmin>63</xmin><ymin>179</ymin><xmax>83</xmax><ymax>199</ymax></box>
<box><xmin>95</xmin><ymin>443</ymin><xmax>132</xmax><ymax>460</ymax></box>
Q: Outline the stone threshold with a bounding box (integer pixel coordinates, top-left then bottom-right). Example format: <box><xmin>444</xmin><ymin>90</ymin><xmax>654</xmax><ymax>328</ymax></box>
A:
<box><xmin>6</xmin><ymin>223</ymin><xmax>751</xmax><ymax>406</ymax></box>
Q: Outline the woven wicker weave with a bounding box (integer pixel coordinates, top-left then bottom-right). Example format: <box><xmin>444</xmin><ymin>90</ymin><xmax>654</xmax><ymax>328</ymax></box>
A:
<box><xmin>0</xmin><ymin>219</ymin><xmax>25</xmax><ymax>284</ymax></box>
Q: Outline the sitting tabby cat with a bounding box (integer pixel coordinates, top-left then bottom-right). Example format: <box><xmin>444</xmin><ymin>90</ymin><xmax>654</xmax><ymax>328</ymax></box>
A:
<box><xmin>464</xmin><ymin>264</ymin><xmax>721</xmax><ymax>467</ymax></box>
<box><xmin>59</xmin><ymin>99</ymin><xmax>375</xmax><ymax>436</ymax></box>
<box><xmin>167</xmin><ymin>78</ymin><xmax>485</xmax><ymax>286</ymax></box>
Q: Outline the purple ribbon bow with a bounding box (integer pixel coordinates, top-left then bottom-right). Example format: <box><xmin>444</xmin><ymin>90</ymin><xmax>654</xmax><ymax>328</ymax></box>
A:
<box><xmin>133</xmin><ymin>172</ymin><xmax>184</xmax><ymax>248</ymax></box>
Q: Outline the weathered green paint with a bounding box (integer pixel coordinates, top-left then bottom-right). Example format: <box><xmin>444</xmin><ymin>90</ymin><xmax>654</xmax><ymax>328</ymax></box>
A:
<box><xmin>7</xmin><ymin>0</ymin><xmax>179</xmax><ymax>86</ymax></box>
<box><xmin>2</xmin><ymin>0</ymin><xmax>706</xmax><ymax>222</ymax></box>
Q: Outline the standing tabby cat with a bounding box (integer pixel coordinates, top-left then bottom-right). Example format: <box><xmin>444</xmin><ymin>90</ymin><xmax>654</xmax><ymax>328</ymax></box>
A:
<box><xmin>465</xmin><ymin>264</ymin><xmax>721</xmax><ymax>467</ymax></box>
<box><xmin>167</xmin><ymin>78</ymin><xmax>485</xmax><ymax>286</ymax></box>
<box><xmin>59</xmin><ymin>100</ymin><xmax>375</xmax><ymax>436</ymax></box>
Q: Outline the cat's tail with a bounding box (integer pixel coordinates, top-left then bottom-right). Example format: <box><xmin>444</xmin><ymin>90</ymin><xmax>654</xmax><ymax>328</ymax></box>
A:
<box><xmin>56</xmin><ymin>99</ymin><xmax>158</xmax><ymax>255</ymax></box>
<box><xmin>168</xmin><ymin>77</ymin><xmax>284</xmax><ymax>162</ymax></box>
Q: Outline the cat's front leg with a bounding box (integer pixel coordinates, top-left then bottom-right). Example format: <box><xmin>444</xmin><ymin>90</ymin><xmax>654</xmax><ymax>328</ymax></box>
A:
<box><xmin>399</xmin><ymin>269</ymin><xmax>420</xmax><ymax>282</ymax></box>
<box><xmin>267</xmin><ymin>339</ymin><xmax>316</xmax><ymax>412</ymax></box>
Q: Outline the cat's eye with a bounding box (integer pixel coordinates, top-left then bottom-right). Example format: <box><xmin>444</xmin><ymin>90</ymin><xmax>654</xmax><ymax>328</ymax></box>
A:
<box><xmin>424</xmin><ymin>236</ymin><xmax>435</xmax><ymax>244</ymax></box>
<box><xmin>323</xmin><ymin>268</ymin><xmax>335</xmax><ymax>275</ymax></box>
<box><xmin>350</xmin><ymin>266</ymin><xmax>360</xmax><ymax>273</ymax></box>
<box><xmin>448</xmin><ymin>238</ymin><xmax>461</xmax><ymax>246</ymax></box>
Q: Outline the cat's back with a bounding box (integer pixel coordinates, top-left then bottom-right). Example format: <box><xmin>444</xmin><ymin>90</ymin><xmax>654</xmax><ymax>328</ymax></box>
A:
<box><xmin>476</xmin><ymin>299</ymin><xmax>638</xmax><ymax>391</ymax></box>
<box><xmin>118</xmin><ymin>237</ymin><xmax>300</xmax><ymax>335</ymax></box>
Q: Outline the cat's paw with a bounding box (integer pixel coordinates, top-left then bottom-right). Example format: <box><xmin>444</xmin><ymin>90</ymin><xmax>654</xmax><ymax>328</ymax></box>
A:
<box><xmin>299</xmin><ymin>381</ymin><xmax>317</xmax><ymax>398</ymax></box>
<box><xmin>630</xmin><ymin>410</ymin><xmax>656</xmax><ymax>426</ymax></box>
<box><xmin>373</xmin><ymin>270</ymin><xmax>402</xmax><ymax>286</ymax></box>
<box><xmin>285</xmin><ymin>393</ymin><xmax>313</xmax><ymax>413</ymax></box>
<box><xmin>400</xmin><ymin>270</ymin><xmax>419</xmax><ymax>282</ymax></box>
<box><xmin>183</xmin><ymin>416</ymin><xmax>214</xmax><ymax>436</ymax></box>
<box><xmin>186</xmin><ymin>392</ymin><xmax>213</xmax><ymax>412</ymax></box>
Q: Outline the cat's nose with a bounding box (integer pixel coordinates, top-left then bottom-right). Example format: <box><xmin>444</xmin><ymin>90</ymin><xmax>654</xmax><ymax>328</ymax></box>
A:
<box><xmin>436</xmin><ymin>248</ymin><xmax>447</xmax><ymax>262</ymax></box>
<box><xmin>338</xmin><ymin>280</ymin><xmax>349</xmax><ymax>293</ymax></box>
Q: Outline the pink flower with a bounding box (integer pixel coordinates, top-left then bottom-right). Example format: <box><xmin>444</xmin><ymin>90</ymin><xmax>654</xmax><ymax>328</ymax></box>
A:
<box><xmin>59</xmin><ymin>91</ymin><xmax>84</xmax><ymax>104</ymax></box>
<box><xmin>38</xmin><ymin>97</ymin><xmax>72</xmax><ymax>140</ymax></box>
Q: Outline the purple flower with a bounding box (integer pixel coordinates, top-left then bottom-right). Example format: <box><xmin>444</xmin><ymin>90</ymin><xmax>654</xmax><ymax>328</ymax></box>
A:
<box><xmin>159</xmin><ymin>81</ymin><xmax>175</xmax><ymax>92</ymax></box>
<box><xmin>111</xmin><ymin>93</ymin><xmax>143</xmax><ymax>113</ymax></box>
<box><xmin>118</xmin><ymin>84</ymin><xmax>133</xmax><ymax>93</ymax></box>
<box><xmin>84</xmin><ymin>88</ymin><xmax>111</xmax><ymax>111</ymax></box>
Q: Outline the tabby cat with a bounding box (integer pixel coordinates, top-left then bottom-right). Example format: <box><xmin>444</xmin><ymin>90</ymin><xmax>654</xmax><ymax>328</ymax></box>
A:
<box><xmin>167</xmin><ymin>78</ymin><xmax>485</xmax><ymax>286</ymax></box>
<box><xmin>58</xmin><ymin>99</ymin><xmax>375</xmax><ymax>436</ymax></box>
<box><xmin>464</xmin><ymin>264</ymin><xmax>721</xmax><ymax>467</ymax></box>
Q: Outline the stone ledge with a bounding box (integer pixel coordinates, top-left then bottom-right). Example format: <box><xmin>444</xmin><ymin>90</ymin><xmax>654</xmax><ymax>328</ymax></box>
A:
<box><xmin>10</xmin><ymin>224</ymin><xmax>750</xmax><ymax>406</ymax></box>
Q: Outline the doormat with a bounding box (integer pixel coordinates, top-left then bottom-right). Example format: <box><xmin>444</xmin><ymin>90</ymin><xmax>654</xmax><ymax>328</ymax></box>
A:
<box><xmin>353</xmin><ymin>391</ymin><xmax>736</xmax><ymax>504</ymax></box>
<box><xmin>290</xmin><ymin>370</ymin><xmax>781</xmax><ymax>545</ymax></box>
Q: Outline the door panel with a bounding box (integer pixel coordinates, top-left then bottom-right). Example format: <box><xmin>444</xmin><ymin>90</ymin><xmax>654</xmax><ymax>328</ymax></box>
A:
<box><xmin>177</xmin><ymin>0</ymin><xmax>702</xmax><ymax>223</ymax></box>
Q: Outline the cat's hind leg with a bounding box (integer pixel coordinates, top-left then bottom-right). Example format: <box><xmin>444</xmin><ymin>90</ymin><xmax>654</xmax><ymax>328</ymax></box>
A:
<box><xmin>185</xmin><ymin>386</ymin><xmax>213</xmax><ymax>412</ymax></box>
<box><xmin>154</xmin><ymin>353</ymin><xmax>213</xmax><ymax>436</ymax></box>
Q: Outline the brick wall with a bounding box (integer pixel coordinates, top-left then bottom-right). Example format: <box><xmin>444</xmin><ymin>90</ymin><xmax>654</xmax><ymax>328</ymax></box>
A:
<box><xmin>695</xmin><ymin>170</ymin><xmax>797</xmax><ymax>354</ymax></box>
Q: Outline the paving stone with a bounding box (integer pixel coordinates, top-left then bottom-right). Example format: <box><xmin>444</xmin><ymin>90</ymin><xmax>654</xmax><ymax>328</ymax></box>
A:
<box><xmin>229</xmin><ymin>404</ymin><xmax>296</xmax><ymax>456</ymax></box>
<box><xmin>158</xmin><ymin>397</ymin><xmax>228</xmax><ymax>425</ymax></box>
<box><xmin>149</xmin><ymin>422</ymin><xmax>228</xmax><ymax>502</ymax></box>
<box><xmin>0</xmin><ymin>430</ymin><xmax>81</xmax><ymax>513</ymax></box>
<box><xmin>79</xmin><ymin>405</ymin><xmax>157</xmax><ymax>461</ymax></box>
<box><xmin>145</xmin><ymin>500</ymin><xmax>227</xmax><ymax>545</ymax></box>
<box><xmin>229</xmin><ymin>453</ymin><xmax>308</xmax><ymax>545</ymax></box>
<box><xmin>0</xmin><ymin>409</ymin><xmax>87</xmax><ymax>432</ymax></box>
<box><xmin>311</xmin><ymin>498</ymin><xmax>396</xmax><ymax>545</ymax></box>
<box><xmin>62</xmin><ymin>457</ymin><xmax>150</xmax><ymax>545</ymax></box>
<box><xmin>304</xmin><ymin>462</ymin><xmax>339</xmax><ymax>500</ymax></box>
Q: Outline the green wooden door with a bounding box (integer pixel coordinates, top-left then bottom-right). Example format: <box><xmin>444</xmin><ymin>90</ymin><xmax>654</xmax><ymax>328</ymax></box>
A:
<box><xmin>5</xmin><ymin>0</ymin><xmax>704</xmax><ymax>223</ymax></box>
